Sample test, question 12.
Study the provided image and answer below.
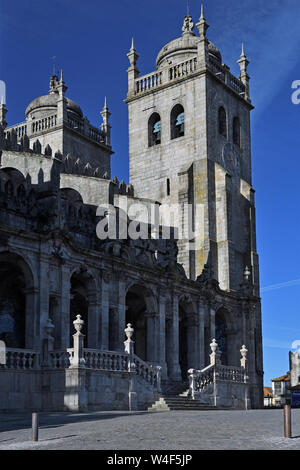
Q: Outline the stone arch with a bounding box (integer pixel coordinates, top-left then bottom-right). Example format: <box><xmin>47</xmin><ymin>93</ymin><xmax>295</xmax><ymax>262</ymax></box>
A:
<box><xmin>0</xmin><ymin>251</ymin><xmax>36</xmax><ymax>349</ymax></box>
<box><xmin>69</xmin><ymin>267</ymin><xmax>98</xmax><ymax>348</ymax></box>
<box><xmin>0</xmin><ymin>165</ymin><xmax>27</xmax><ymax>182</ymax></box>
<box><xmin>215</xmin><ymin>306</ymin><xmax>236</xmax><ymax>365</ymax></box>
<box><xmin>148</xmin><ymin>112</ymin><xmax>161</xmax><ymax>147</ymax></box>
<box><xmin>125</xmin><ymin>283</ymin><xmax>157</xmax><ymax>361</ymax></box>
<box><xmin>178</xmin><ymin>295</ymin><xmax>198</xmax><ymax>380</ymax></box>
<box><xmin>171</xmin><ymin>104</ymin><xmax>185</xmax><ymax>140</ymax></box>
<box><xmin>0</xmin><ymin>168</ymin><xmax>26</xmax><ymax>197</ymax></box>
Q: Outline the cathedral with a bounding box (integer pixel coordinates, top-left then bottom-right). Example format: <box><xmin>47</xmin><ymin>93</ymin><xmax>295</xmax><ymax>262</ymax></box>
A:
<box><xmin>0</xmin><ymin>9</ymin><xmax>263</xmax><ymax>412</ymax></box>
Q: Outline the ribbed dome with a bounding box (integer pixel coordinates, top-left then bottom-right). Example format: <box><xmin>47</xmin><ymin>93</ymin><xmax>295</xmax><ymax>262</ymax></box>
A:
<box><xmin>156</xmin><ymin>36</ymin><xmax>222</xmax><ymax>69</ymax></box>
<box><xmin>25</xmin><ymin>93</ymin><xmax>83</xmax><ymax>119</ymax></box>
<box><xmin>156</xmin><ymin>16</ymin><xmax>222</xmax><ymax>69</ymax></box>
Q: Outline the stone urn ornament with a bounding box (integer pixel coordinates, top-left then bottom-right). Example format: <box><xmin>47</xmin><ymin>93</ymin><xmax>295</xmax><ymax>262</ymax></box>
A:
<box><xmin>125</xmin><ymin>323</ymin><xmax>134</xmax><ymax>341</ymax></box>
<box><xmin>210</xmin><ymin>339</ymin><xmax>218</xmax><ymax>354</ymax></box>
<box><xmin>73</xmin><ymin>314</ymin><xmax>84</xmax><ymax>334</ymax></box>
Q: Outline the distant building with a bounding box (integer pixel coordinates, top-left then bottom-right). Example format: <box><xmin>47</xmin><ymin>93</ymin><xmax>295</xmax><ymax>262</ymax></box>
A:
<box><xmin>264</xmin><ymin>387</ymin><xmax>273</xmax><ymax>407</ymax></box>
<box><xmin>271</xmin><ymin>374</ymin><xmax>291</xmax><ymax>407</ymax></box>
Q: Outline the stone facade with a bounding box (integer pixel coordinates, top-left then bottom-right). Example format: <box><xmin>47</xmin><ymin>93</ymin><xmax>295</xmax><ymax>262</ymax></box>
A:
<box><xmin>0</xmin><ymin>9</ymin><xmax>263</xmax><ymax>411</ymax></box>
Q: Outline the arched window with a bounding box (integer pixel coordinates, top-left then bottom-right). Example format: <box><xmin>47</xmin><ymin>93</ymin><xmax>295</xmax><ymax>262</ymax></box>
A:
<box><xmin>218</xmin><ymin>107</ymin><xmax>227</xmax><ymax>138</ymax></box>
<box><xmin>148</xmin><ymin>113</ymin><xmax>161</xmax><ymax>147</ymax></box>
<box><xmin>233</xmin><ymin>117</ymin><xmax>241</xmax><ymax>147</ymax></box>
<box><xmin>171</xmin><ymin>104</ymin><xmax>185</xmax><ymax>140</ymax></box>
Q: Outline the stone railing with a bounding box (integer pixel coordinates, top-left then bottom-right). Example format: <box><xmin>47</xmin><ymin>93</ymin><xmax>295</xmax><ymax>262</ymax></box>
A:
<box><xmin>135</xmin><ymin>71</ymin><xmax>163</xmax><ymax>94</ymax></box>
<box><xmin>207</xmin><ymin>56</ymin><xmax>245</xmax><ymax>96</ymax></box>
<box><xmin>83</xmin><ymin>349</ymin><xmax>128</xmax><ymax>371</ymax></box>
<box><xmin>133</xmin><ymin>55</ymin><xmax>245</xmax><ymax>98</ymax></box>
<box><xmin>132</xmin><ymin>353</ymin><xmax>161</xmax><ymax>389</ymax></box>
<box><xmin>1</xmin><ymin>348</ymin><xmax>40</xmax><ymax>370</ymax></box>
<box><xmin>168</xmin><ymin>57</ymin><xmax>197</xmax><ymax>81</ymax></box>
<box><xmin>31</xmin><ymin>114</ymin><xmax>57</xmax><ymax>134</ymax></box>
<box><xmin>5</xmin><ymin>122</ymin><xmax>27</xmax><ymax>139</ymax></box>
<box><xmin>67</xmin><ymin>117</ymin><xmax>84</xmax><ymax>134</ymax></box>
<box><xmin>88</xmin><ymin>125</ymin><xmax>105</xmax><ymax>144</ymax></box>
<box><xmin>49</xmin><ymin>350</ymin><xmax>71</xmax><ymax>369</ymax></box>
<box><xmin>188</xmin><ymin>341</ymin><xmax>249</xmax><ymax>406</ymax></box>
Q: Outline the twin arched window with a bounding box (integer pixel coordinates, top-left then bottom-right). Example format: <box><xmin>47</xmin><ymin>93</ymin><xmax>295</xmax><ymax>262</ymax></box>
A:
<box><xmin>148</xmin><ymin>104</ymin><xmax>185</xmax><ymax>147</ymax></box>
<box><xmin>218</xmin><ymin>107</ymin><xmax>241</xmax><ymax>147</ymax></box>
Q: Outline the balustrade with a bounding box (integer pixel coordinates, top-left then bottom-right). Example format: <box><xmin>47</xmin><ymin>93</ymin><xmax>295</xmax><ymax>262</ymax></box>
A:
<box><xmin>31</xmin><ymin>115</ymin><xmax>57</xmax><ymax>134</ymax></box>
<box><xmin>1</xmin><ymin>348</ymin><xmax>40</xmax><ymax>370</ymax></box>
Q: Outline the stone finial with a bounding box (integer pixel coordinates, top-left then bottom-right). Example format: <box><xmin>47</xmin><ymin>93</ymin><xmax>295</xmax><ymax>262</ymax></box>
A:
<box><xmin>73</xmin><ymin>314</ymin><xmax>84</xmax><ymax>334</ymax></box>
<box><xmin>112</xmin><ymin>176</ymin><xmax>119</xmax><ymax>186</ymax></box>
<box><xmin>196</xmin><ymin>4</ymin><xmax>209</xmax><ymax>38</ymax></box>
<box><xmin>54</xmin><ymin>149</ymin><xmax>63</xmax><ymax>161</ymax></box>
<box><xmin>119</xmin><ymin>180</ymin><xmax>127</xmax><ymax>195</ymax></box>
<box><xmin>237</xmin><ymin>43</ymin><xmax>250</xmax><ymax>101</ymax></box>
<box><xmin>10</xmin><ymin>129</ymin><xmax>18</xmax><ymax>150</ymax></box>
<box><xmin>182</xmin><ymin>14</ymin><xmax>194</xmax><ymax>35</ymax></box>
<box><xmin>22</xmin><ymin>134</ymin><xmax>30</xmax><ymax>151</ymax></box>
<box><xmin>84</xmin><ymin>162</ymin><xmax>92</xmax><ymax>175</ymax></box>
<box><xmin>94</xmin><ymin>167</ymin><xmax>101</xmax><ymax>178</ymax></box>
<box><xmin>127</xmin><ymin>37</ymin><xmax>139</xmax><ymax>67</ymax></box>
<box><xmin>127</xmin><ymin>184</ymin><xmax>134</xmax><ymax>197</ymax></box>
<box><xmin>0</xmin><ymin>96</ymin><xmax>8</xmax><ymax>129</ymax></box>
<box><xmin>44</xmin><ymin>144</ymin><xmax>52</xmax><ymax>156</ymax></box>
<box><xmin>100</xmin><ymin>96</ymin><xmax>111</xmax><ymax>145</ymax></box>
<box><xmin>127</xmin><ymin>37</ymin><xmax>139</xmax><ymax>96</ymax></box>
<box><xmin>33</xmin><ymin>139</ymin><xmax>42</xmax><ymax>154</ymax></box>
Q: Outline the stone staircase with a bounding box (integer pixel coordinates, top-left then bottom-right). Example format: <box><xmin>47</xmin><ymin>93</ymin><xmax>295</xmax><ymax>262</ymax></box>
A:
<box><xmin>148</xmin><ymin>395</ymin><xmax>217</xmax><ymax>411</ymax></box>
<box><xmin>148</xmin><ymin>381</ymin><xmax>217</xmax><ymax>412</ymax></box>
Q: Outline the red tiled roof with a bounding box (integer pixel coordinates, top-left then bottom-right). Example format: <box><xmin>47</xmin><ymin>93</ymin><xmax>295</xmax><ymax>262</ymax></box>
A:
<box><xmin>272</xmin><ymin>374</ymin><xmax>290</xmax><ymax>382</ymax></box>
<box><xmin>264</xmin><ymin>387</ymin><xmax>272</xmax><ymax>397</ymax></box>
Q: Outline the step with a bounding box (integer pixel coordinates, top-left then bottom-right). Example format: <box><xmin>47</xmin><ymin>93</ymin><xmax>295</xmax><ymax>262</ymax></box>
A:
<box><xmin>148</xmin><ymin>396</ymin><xmax>216</xmax><ymax>412</ymax></box>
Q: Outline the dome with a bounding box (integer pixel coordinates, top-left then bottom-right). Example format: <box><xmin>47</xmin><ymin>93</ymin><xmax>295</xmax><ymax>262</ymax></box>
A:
<box><xmin>156</xmin><ymin>16</ymin><xmax>222</xmax><ymax>69</ymax></box>
<box><xmin>25</xmin><ymin>93</ymin><xmax>83</xmax><ymax>119</ymax></box>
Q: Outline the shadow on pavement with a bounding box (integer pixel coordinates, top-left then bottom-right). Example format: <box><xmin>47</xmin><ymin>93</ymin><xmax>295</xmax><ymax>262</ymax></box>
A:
<box><xmin>0</xmin><ymin>411</ymin><xmax>149</xmax><ymax>433</ymax></box>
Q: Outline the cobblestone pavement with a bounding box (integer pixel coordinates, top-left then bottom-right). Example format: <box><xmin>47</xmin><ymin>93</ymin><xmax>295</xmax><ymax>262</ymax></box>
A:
<box><xmin>0</xmin><ymin>409</ymin><xmax>299</xmax><ymax>450</ymax></box>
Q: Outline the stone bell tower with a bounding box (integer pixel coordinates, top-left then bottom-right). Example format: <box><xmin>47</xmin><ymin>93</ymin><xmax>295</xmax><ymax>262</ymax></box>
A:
<box><xmin>125</xmin><ymin>8</ymin><xmax>260</xmax><ymax>295</ymax></box>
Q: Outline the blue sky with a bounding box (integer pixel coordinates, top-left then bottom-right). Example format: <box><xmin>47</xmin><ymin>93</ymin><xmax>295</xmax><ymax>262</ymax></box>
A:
<box><xmin>1</xmin><ymin>0</ymin><xmax>300</xmax><ymax>386</ymax></box>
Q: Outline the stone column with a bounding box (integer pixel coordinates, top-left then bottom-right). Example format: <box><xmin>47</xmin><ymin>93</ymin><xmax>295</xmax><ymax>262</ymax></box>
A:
<box><xmin>158</xmin><ymin>293</ymin><xmax>168</xmax><ymax>379</ymax></box>
<box><xmin>124</xmin><ymin>323</ymin><xmax>138</xmax><ymax>411</ymax></box>
<box><xmin>87</xmin><ymin>293</ymin><xmax>100</xmax><ymax>349</ymax></box>
<box><xmin>210</xmin><ymin>305</ymin><xmax>216</xmax><ymax>343</ymax></box>
<box><xmin>168</xmin><ymin>293</ymin><xmax>181</xmax><ymax>381</ymax></box>
<box><xmin>100</xmin><ymin>271</ymin><xmax>110</xmax><ymax>350</ymax></box>
<box><xmin>145</xmin><ymin>312</ymin><xmax>158</xmax><ymax>364</ymax></box>
<box><xmin>24</xmin><ymin>288</ymin><xmax>39</xmax><ymax>350</ymax></box>
<box><xmin>187</xmin><ymin>315</ymin><xmax>198</xmax><ymax>371</ymax></box>
<box><xmin>60</xmin><ymin>264</ymin><xmax>71</xmax><ymax>349</ymax></box>
<box><xmin>198</xmin><ymin>300</ymin><xmax>205</xmax><ymax>369</ymax></box>
<box><xmin>42</xmin><ymin>318</ymin><xmax>55</xmax><ymax>367</ymax></box>
<box><xmin>64</xmin><ymin>315</ymin><xmax>88</xmax><ymax>412</ymax></box>
<box><xmin>117</xmin><ymin>274</ymin><xmax>126</xmax><ymax>352</ymax></box>
<box><xmin>38</xmin><ymin>255</ymin><xmax>50</xmax><ymax>350</ymax></box>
